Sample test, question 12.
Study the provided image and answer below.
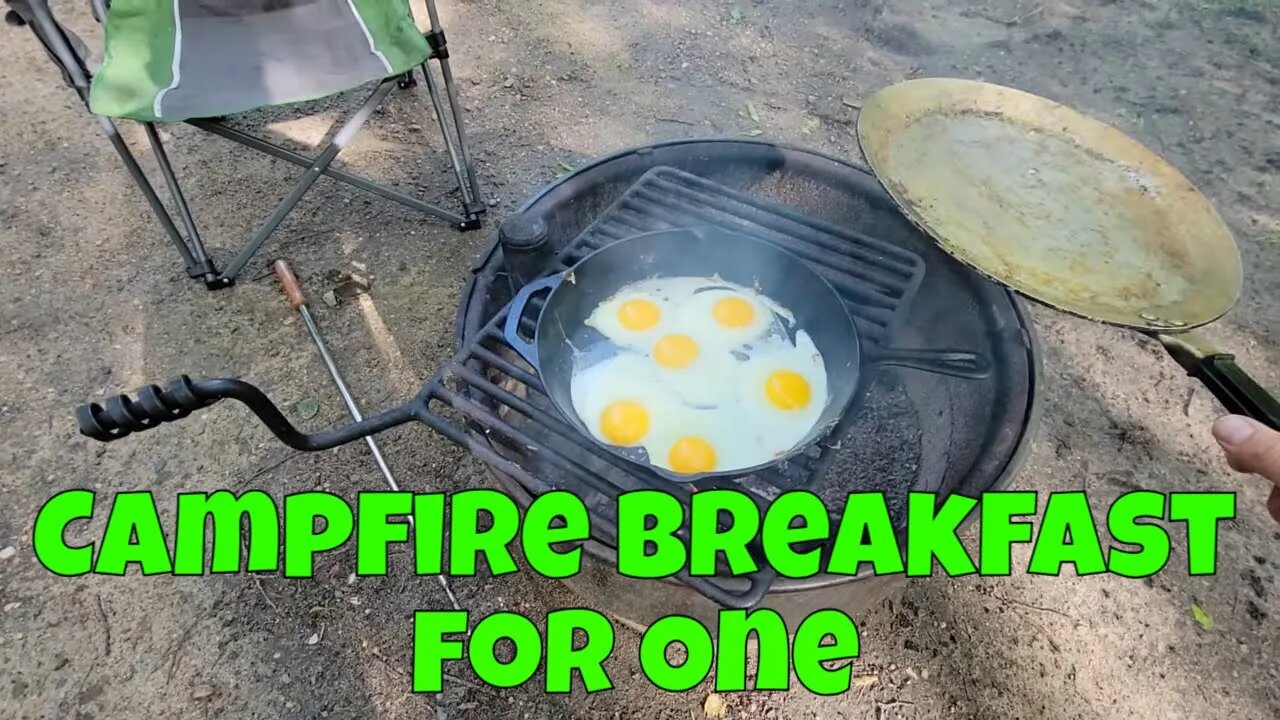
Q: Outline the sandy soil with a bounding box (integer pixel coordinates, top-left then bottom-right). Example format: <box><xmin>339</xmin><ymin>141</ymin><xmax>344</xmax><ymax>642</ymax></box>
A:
<box><xmin>1</xmin><ymin>1</ymin><xmax>1278</xmax><ymax>718</ymax></box>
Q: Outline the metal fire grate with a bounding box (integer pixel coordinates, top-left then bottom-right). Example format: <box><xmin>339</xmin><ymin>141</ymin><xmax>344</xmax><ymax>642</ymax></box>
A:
<box><xmin>409</xmin><ymin>167</ymin><xmax>930</xmax><ymax>607</ymax></box>
<box><xmin>547</xmin><ymin>167</ymin><xmax>925</xmax><ymax>346</ymax></box>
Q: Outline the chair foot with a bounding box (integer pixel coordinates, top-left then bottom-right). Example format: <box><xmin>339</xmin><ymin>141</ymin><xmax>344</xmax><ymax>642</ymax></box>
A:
<box><xmin>204</xmin><ymin>276</ymin><xmax>236</xmax><ymax>291</ymax></box>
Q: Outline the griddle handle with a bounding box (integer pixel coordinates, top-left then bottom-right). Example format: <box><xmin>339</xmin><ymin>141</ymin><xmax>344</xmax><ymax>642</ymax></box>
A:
<box><xmin>502</xmin><ymin>273</ymin><xmax>562</xmax><ymax>370</ymax></box>
<box><xmin>1193</xmin><ymin>356</ymin><xmax>1280</xmax><ymax>431</ymax></box>
<box><xmin>76</xmin><ymin>376</ymin><xmax>422</xmax><ymax>450</ymax></box>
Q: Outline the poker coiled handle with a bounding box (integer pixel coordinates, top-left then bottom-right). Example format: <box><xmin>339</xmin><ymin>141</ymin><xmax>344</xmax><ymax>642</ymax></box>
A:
<box><xmin>76</xmin><ymin>376</ymin><xmax>214</xmax><ymax>441</ymax></box>
<box><xmin>76</xmin><ymin>376</ymin><xmax>421</xmax><ymax>450</ymax></box>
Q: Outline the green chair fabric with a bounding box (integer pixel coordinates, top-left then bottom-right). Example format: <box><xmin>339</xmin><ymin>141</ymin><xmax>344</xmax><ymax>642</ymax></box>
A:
<box><xmin>90</xmin><ymin>0</ymin><xmax>430</xmax><ymax>121</ymax></box>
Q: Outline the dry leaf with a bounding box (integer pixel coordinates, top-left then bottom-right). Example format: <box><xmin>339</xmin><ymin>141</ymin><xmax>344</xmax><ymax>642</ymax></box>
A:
<box><xmin>747</xmin><ymin>101</ymin><xmax>760</xmax><ymax>124</ymax></box>
<box><xmin>295</xmin><ymin>398</ymin><xmax>320</xmax><ymax>420</ymax></box>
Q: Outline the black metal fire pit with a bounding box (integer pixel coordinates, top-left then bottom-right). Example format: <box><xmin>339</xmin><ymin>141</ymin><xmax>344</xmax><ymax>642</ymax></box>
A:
<box><xmin>457</xmin><ymin>139</ymin><xmax>1042</xmax><ymax>629</ymax></box>
<box><xmin>77</xmin><ymin>139</ymin><xmax>1041</xmax><ymax>628</ymax></box>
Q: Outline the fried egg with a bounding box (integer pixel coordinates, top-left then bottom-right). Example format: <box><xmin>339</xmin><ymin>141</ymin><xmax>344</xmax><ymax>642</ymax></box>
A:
<box><xmin>738</xmin><ymin>330</ymin><xmax>830</xmax><ymax>453</ymax></box>
<box><xmin>569</xmin><ymin>354</ymin><xmax>677</xmax><ymax>448</ymax></box>
<box><xmin>672</xmin><ymin>285</ymin><xmax>786</xmax><ymax>351</ymax></box>
<box><xmin>645</xmin><ymin>331</ymin><xmax>745</xmax><ymax>407</ymax></box>
<box><xmin>584</xmin><ymin>290</ymin><xmax>671</xmax><ymax>350</ymax></box>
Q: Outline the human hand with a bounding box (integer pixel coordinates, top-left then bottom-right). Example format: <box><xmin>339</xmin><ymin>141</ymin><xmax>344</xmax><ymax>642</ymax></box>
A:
<box><xmin>1212</xmin><ymin>415</ymin><xmax>1280</xmax><ymax>523</ymax></box>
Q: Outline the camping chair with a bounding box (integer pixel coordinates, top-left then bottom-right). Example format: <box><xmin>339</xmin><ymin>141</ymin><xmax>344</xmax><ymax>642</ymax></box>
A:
<box><xmin>5</xmin><ymin>0</ymin><xmax>485</xmax><ymax>289</ymax></box>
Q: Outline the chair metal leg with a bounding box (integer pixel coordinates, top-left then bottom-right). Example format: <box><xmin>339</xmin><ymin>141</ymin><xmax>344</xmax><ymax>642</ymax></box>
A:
<box><xmin>215</xmin><ymin>79</ymin><xmax>397</xmax><ymax>284</ymax></box>
<box><xmin>418</xmin><ymin>61</ymin><xmax>475</xmax><ymax>211</ymax></box>
<box><xmin>20</xmin><ymin>0</ymin><xmax>216</xmax><ymax>282</ymax></box>
<box><xmin>97</xmin><ymin>117</ymin><xmax>212</xmax><ymax>278</ymax></box>
<box><xmin>142</xmin><ymin>123</ymin><xmax>218</xmax><ymax>281</ymax></box>
<box><xmin>421</xmin><ymin>0</ymin><xmax>485</xmax><ymax>220</ymax></box>
<box><xmin>431</xmin><ymin>59</ymin><xmax>484</xmax><ymax>212</ymax></box>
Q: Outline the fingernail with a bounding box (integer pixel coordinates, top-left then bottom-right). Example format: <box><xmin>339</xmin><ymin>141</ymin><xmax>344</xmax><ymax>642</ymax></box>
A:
<box><xmin>1213</xmin><ymin>415</ymin><xmax>1257</xmax><ymax>446</ymax></box>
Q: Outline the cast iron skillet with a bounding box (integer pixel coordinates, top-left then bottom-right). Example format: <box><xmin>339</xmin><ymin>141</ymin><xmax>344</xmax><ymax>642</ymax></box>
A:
<box><xmin>501</xmin><ymin>226</ymin><xmax>991</xmax><ymax>482</ymax></box>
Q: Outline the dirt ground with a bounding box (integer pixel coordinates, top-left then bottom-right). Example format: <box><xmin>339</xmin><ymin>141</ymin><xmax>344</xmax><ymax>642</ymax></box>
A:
<box><xmin>2</xmin><ymin>0</ymin><xmax>1278</xmax><ymax>718</ymax></box>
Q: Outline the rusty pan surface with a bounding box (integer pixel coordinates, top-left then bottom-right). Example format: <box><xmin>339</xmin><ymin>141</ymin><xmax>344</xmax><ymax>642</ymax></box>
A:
<box><xmin>857</xmin><ymin>78</ymin><xmax>1242</xmax><ymax>332</ymax></box>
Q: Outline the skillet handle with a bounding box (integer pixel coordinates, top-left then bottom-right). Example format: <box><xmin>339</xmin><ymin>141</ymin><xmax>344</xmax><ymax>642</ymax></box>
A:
<box><xmin>502</xmin><ymin>273</ymin><xmax>562</xmax><ymax>369</ymax></box>
<box><xmin>865</xmin><ymin>347</ymin><xmax>992</xmax><ymax>380</ymax></box>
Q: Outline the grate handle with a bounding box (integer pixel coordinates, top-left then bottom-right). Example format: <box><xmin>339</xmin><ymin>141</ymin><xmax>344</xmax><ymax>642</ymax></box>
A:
<box><xmin>679</xmin><ymin>565</ymin><xmax>779</xmax><ymax>609</ymax></box>
<box><xmin>76</xmin><ymin>376</ymin><xmax>422</xmax><ymax>450</ymax></box>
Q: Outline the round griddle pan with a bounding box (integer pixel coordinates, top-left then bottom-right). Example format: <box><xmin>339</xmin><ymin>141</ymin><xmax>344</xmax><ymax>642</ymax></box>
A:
<box><xmin>858</xmin><ymin>78</ymin><xmax>1279</xmax><ymax>429</ymax></box>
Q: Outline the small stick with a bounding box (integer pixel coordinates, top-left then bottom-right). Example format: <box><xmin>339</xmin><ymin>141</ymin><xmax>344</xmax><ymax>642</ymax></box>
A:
<box><xmin>165</xmin><ymin>617</ymin><xmax>201</xmax><ymax>684</ymax></box>
<box><xmin>876</xmin><ymin>700</ymin><xmax>915</xmax><ymax>720</ymax></box>
<box><xmin>67</xmin><ymin>657</ymin><xmax>98</xmax><ymax>717</ymax></box>
<box><xmin>95</xmin><ymin>594</ymin><xmax>112</xmax><ymax>657</ymax></box>
<box><xmin>247</xmin><ymin>451</ymin><xmax>304</xmax><ymax>483</ymax></box>
<box><xmin>989</xmin><ymin>591</ymin><xmax>1072</xmax><ymax>619</ymax></box>
<box><xmin>654</xmin><ymin>115</ymin><xmax>696</xmax><ymax>126</ymax></box>
<box><xmin>254</xmin><ymin>576</ymin><xmax>279</xmax><ymax>614</ymax></box>
<box><xmin>369</xmin><ymin>646</ymin><xmax>495</xmax><ymax>695</ymax></box>
<box><xmin>977</xmin><ymin>4</ymin><xmax>1043</xmax><ymax>26</ymax></box>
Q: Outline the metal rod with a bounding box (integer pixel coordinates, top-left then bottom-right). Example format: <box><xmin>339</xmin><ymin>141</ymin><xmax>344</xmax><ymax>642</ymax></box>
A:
<box><xmin>299</xmin><ymin>306</ymin><xmax>398</xmax><ymax>481</ymax></box>
<box><xmin>220</xmin><ymin>80</ymin><xmax>396</xmax><ymax>281</ymax></box>
<box><xmin>187</xmin><ymin>120</ymin><xmax>466</xmax><ymax>226</ymax></box>
<box><xmin>273</xmin><ymin>261</ymin><xmax>459</xmax><ymax>610</ymax></box>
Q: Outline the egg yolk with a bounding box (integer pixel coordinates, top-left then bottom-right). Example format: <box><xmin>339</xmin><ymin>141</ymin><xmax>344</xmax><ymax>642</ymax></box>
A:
<box><xmin>617</xmin><ymin>299</ymin><xmax>661</xmax><ymax>332</ymax></box>
<box><xmin>712</xmin><ymin>296</ymin><xmax>756</xmax><ymax>328</ymax></box>
<box><xmin>652</xmin><ymin>334</ymin><xmax>700</xmax><ymax>370</ymax></box>
<box><xmin>668</xmin><ymin>436</ymin><xmax>718</xmax><ymax>474</ymax></box>
<box><xmin>764</xmin><ymin>370</ymin><xmax>812</xmax><ymax>411</ymax></box>
<box><xmin>599</xmin><ymin>400</ymin><xmax>650</xmax><ymax>446</ymax></box>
